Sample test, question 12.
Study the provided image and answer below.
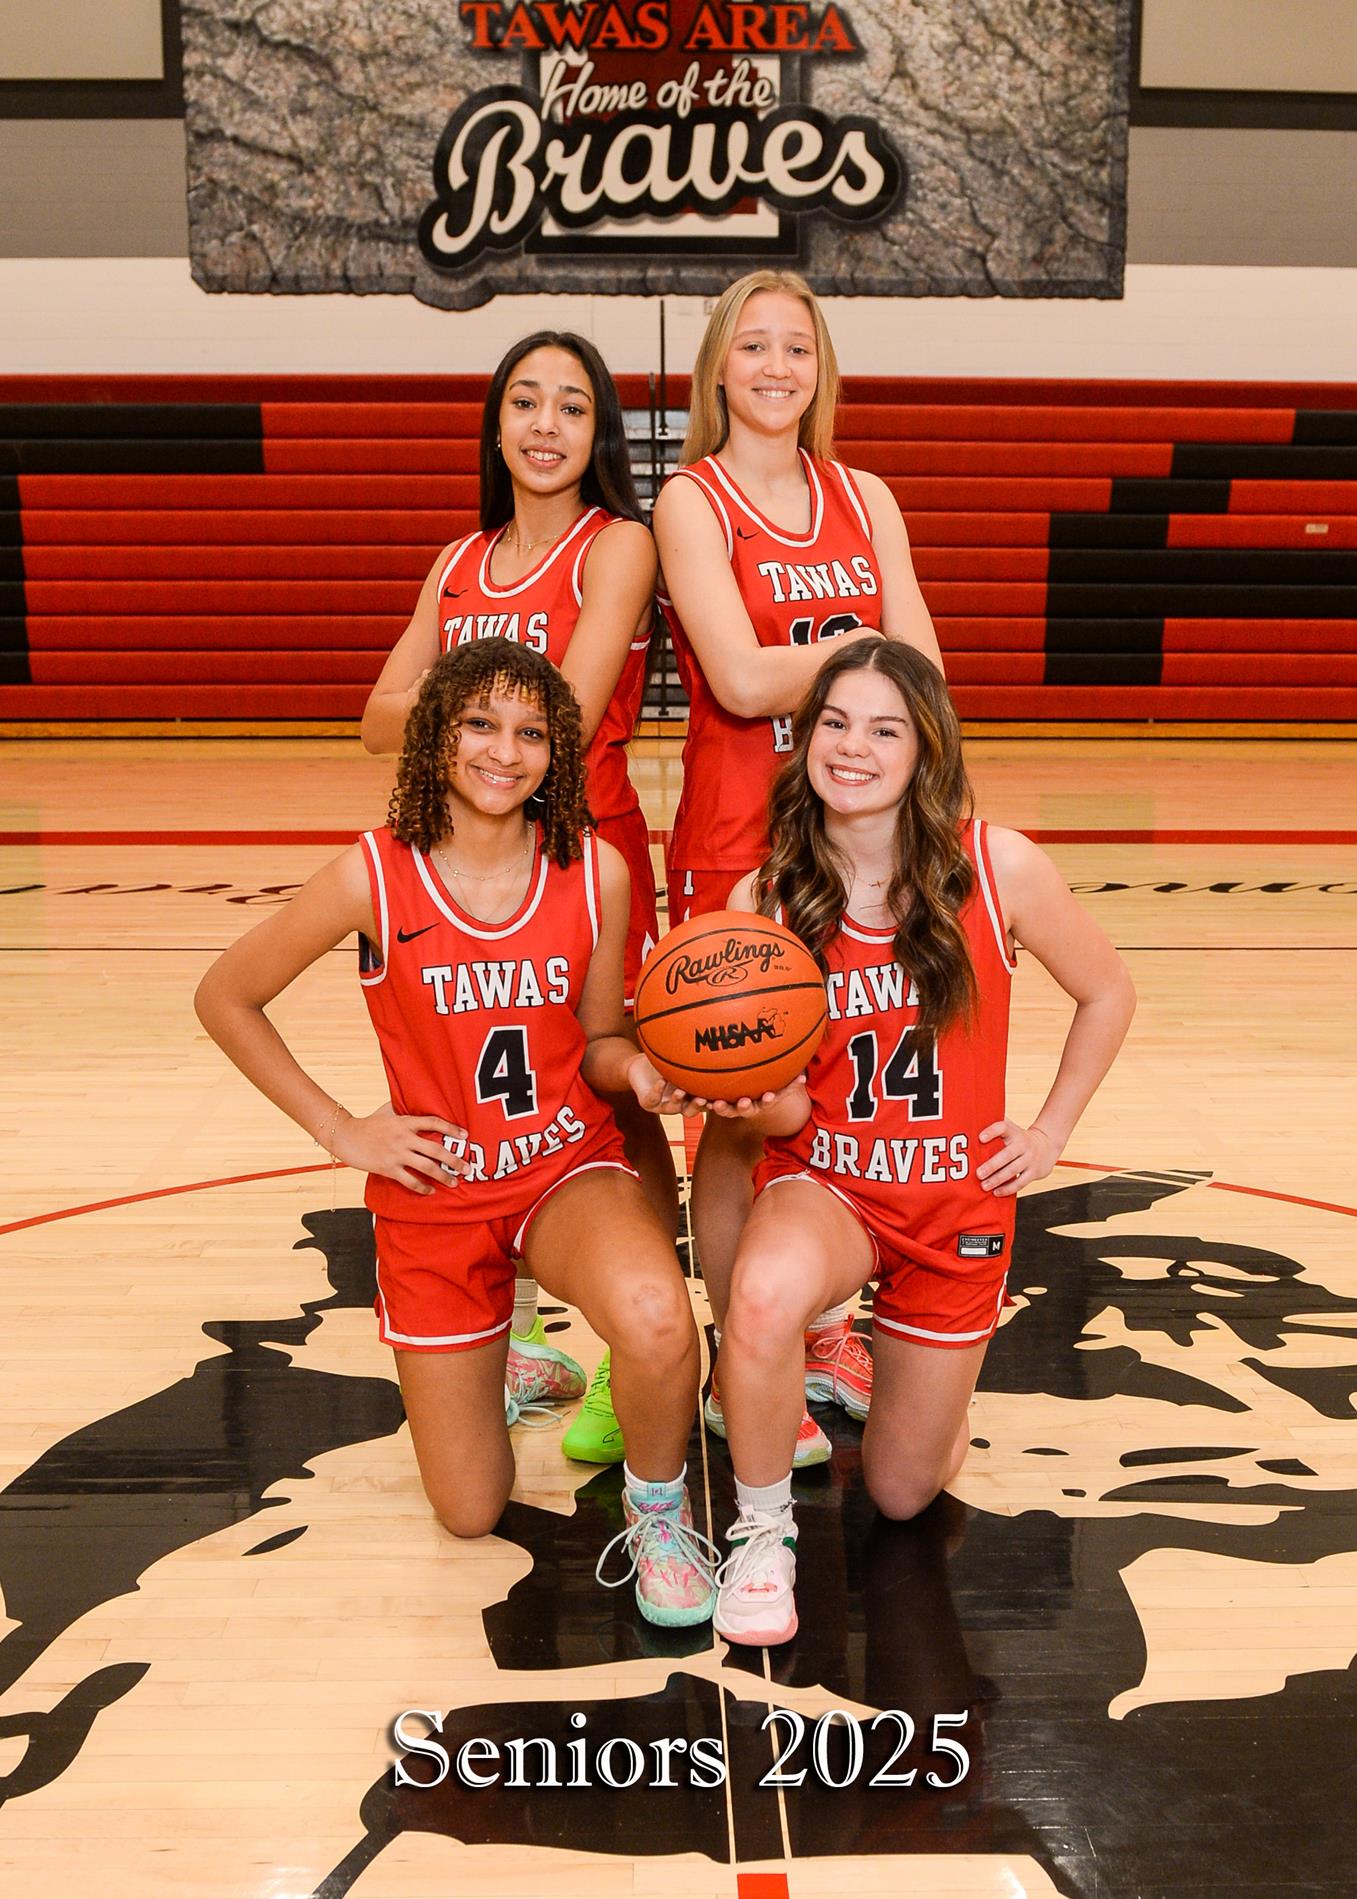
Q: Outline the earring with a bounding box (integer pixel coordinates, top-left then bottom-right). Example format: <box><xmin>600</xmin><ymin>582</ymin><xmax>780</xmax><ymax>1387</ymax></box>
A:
<box><xmin>495</xmin><ymin>434</ymin><xmax>502</xmax><ymax>450</ymax></box>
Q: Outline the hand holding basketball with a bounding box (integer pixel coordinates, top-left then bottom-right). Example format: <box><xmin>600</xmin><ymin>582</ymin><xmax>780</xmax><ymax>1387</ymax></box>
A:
<box><xmin>633</xmin><ymin>911</ymin><xmax>828</xmax><ymax>1102</ymax></box>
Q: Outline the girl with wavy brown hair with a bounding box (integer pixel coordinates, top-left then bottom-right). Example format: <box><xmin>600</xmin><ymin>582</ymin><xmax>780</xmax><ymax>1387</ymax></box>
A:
<box><xmin>708</xmin><ymin>637</ymin><xmax>1135</xmax><ymax>1647</ymax></box>
<box><xmin>196</xmin><ymin>640</ymin><xmax>719</xmax><ymax>1630</ymax></box>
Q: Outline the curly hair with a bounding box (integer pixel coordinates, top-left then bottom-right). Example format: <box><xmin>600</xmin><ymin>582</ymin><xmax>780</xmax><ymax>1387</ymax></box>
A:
<box><xmin>387</xmin><ymin>639</ymin><xmax>592</xmax><ymax>865</ymax></box>
<box><xmin>754</xmin><ymin>639</ymin><xmax>978</xmax><ymax>1044</ymax></box>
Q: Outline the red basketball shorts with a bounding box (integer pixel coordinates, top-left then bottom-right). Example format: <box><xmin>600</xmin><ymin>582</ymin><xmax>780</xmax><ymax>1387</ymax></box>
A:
<box><xmin>755</xmin><ymin>1166</ymin><xmax>1012</xmax><ymax>1350</ymax></box>
<box><xmin>597</xmin><ymin>804</ymin><xmax>660</xmax><ymax>1008</ymax></box>
<box><xmin>373</xmin><ymin>1152</ymin><xmax>634</xmax><ymax>1353</ymax></box>
<box><xmin>664</xmin><ymin>863</ymin><xmax>752</xmax><ymax>928</ymax></box>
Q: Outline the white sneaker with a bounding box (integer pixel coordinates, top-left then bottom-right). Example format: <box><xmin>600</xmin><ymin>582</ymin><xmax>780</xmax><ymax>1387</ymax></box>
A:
<box><xmin>713</xmin><ymin>1510</ymin><xmax>799</xmax><ymax>1647</ymax></box>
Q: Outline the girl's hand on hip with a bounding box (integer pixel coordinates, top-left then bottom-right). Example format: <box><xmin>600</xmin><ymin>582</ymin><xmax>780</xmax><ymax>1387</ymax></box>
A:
<box><xmin>332</xmin><ymin>1105</ymin><xmax>470</xmax><ymax>1194</ymax></box>
<box><xmin>977</xmin><ymin>1120</ymin><xmax>1059</xmax><ymax>1197</ymax></box>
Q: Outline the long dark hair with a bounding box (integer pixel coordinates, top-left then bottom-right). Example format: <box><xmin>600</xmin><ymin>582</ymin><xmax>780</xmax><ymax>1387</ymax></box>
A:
<box><xmin>388</xmin><ymin>639</ymin><xmax>592</xmax><ymax>865</ymax></box>
<box><xmin>479</xmin><ymin>331</ymin><xmax>644</xmax><ymax>533</ymax></box>
<box><xmin>754</xmin><ymin>640</ymin><xmax>978</xmax><ymax>1043</ymax></box>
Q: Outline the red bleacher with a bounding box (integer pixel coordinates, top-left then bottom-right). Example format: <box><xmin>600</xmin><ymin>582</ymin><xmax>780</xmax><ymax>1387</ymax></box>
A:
<box><xmin>1</xmin><ymin>373</ymin><xmax>1355</xmax><ymax>723</ymax></box>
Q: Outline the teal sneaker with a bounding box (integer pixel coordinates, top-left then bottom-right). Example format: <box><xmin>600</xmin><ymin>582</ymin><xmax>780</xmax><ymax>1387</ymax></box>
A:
<box><xmin>507</xmin><ymin>1314</ymin><xmax>587</xmax><ymax>1405</ymax></box>
<box><xmin>595</xmin><ymin>1488</ymin><xmax>719</xmax><ymax>1628</ymax></box>
<box><xmin>562</xmin><ymin>1350</ymin><xmax>626</xmax><ymax>1464</ymax></box>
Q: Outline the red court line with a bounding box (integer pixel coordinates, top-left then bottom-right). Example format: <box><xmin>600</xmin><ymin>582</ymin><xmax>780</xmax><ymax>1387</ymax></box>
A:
<box><xmin>1055</xmin><ymin>1160</ymin><xmax>1357</xmax><ymax>1220</ymax></box>
<box><xmin>5</xmin><ymin>828</ymin><xmax>1357</xmax><ymax>848</ymax></box>
<box><xmin>5</xmin><ymin>1161</ymin><xmax>1353</xmax><ymax>1242</ymax></box>
<box><xmin>0</xmin><ymin>1162</ymin><xmax>334</xmax><ymax>1237</ymax></box>
<box><xmin>644</xmin><ymin>828</ymin><xmax>1357</xmax><ymax>847</ymax></box>
<box><xmin>737</xmin><ymin>1877</ymin><xmax>791</xmax><ymax>1898</ymax></box>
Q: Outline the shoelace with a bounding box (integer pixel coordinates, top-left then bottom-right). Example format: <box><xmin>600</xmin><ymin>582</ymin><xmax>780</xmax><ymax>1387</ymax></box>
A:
<box><xmin>715</xmin><ymin>1512</ymin><xmax>796</xmax><ymax>1592</ymax></box>
<box><xmin>810</xmin><ymin>1328</ymin><xmax>873</xmax><ymax>1404</ymax></box>
<box><xmin>577</xmin><ymin>1355</ymin><xmax>615</xmax><ymax>1416</ymax></box>
<box><xmin>595</xmin><ymin>1503</ymin><xmax>721</xmax><ymax>1590</ymax></box>
<box><xmin>510</xmin><ymin>1398</ymin><xmax>560</xmax><ymax>1431</ymax></box>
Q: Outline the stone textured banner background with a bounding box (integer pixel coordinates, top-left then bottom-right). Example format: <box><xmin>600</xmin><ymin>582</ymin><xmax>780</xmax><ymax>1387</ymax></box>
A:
<box><xmin>182</xmin><ymin>0</ymin><xmax>1132</xmax><ymax>307</ymax></box>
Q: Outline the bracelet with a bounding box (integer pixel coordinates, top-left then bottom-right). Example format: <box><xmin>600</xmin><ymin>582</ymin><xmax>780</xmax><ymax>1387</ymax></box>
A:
<box><xmin>316</xmin><ymin>1101</ymin><xmax>349</xmax><ymax>1156</ymax></box>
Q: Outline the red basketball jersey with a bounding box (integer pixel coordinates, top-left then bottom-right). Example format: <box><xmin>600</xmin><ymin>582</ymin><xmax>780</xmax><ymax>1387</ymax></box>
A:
<box><xmin>358</xmin><ymin>825</ymin><xmax>617</xmax><ymax>1223</ymax></box>
<box><xmin>760</xmin><ymin>821</ymin><xmax>1018</xmax><ymax>1274</ymax></box>
<box><xmin>659</xmin><ymin>452</ymin><xmax>883</xmax><ymax>873</ymax></box>
<box><xmin>436</xmin><ymin>507</ymin><xmax>648</xmax><ymax>823</ymax></box>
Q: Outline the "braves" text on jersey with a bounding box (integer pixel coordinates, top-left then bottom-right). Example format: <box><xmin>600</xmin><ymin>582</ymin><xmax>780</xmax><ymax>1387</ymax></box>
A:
<box><xmin>807</xmin><ymin>1127</ymin><xmax>971</xmax><ymax>1184</ymax></box>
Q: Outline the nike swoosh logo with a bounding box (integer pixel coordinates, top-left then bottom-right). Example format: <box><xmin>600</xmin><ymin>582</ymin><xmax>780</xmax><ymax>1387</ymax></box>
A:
<box><xmin>396</xmin><ymin>923</ymin><xmax>438</xmax><ymax>943</ymax></box>
<box><xmin>735</xmin><ymin>527</ymin><xmax>756</xmax><ymax>540</ymax></box>
<box><xmin>443</xmin><ymin>587</ymin><xmax>466</xmax><ymax>598</ymax></box>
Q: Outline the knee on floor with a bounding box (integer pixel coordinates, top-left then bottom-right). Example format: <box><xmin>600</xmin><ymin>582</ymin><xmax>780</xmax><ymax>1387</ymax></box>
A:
<box><xmin>427</xmin><ymin>1485</ymin><xmax>510</xmax><ymax>1540</ymax></box>
<box><xmin>865</xmin><ymin>1462</ymin><xmax>946</xmax><ymax>1523</ymax></box>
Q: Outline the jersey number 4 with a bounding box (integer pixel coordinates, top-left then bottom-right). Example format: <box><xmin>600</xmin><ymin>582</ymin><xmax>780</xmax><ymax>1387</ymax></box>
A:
<box><xmin>845</xmin><ymin>1029</ymin><xmax>942</xmax><ymax>1123</ymax></box>
<box><xmin>475</xmin><ymin>1026</ymin><xmax>538</xmax><ymax>1120</ymax></box>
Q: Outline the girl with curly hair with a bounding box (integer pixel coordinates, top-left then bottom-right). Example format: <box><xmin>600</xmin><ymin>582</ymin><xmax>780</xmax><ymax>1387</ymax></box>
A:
<box><xmin>708</xmin><ymin>638</ymin><xmax>1136</xmax><ymax>1646</ymax></box>
<box><xmin>196</xmin><ymin>640</ymin><xmax>718</xmax><ymax>1628</ymax></box>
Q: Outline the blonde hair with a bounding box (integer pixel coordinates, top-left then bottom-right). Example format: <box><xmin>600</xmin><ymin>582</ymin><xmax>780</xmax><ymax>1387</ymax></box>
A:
<box><xmin>681</xmin><ymin>270</ymin><xmax>840</xmax><ymax>464</ymax></box>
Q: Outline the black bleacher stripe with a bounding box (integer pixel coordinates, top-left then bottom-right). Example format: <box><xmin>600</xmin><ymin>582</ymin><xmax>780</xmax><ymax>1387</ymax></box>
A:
<box><xmin>1172</xmin><ymin>444</ymin><xmax>1357</xmax><ymax>480</ymax></box>
<box><xmin>0</xmin><ymin>649</ymin><xmax>31</xmax><ymax>684</ymax></box>
<box><xmin>1110</xmin><ymin>479</ymin><xmax>1229</xmax><ymax>513</ymax></box>
<box><xmin>1048</xmin><ymin>549</ymin><xmax>1357</xmax><ymax>586</ymax></box>
<box><xmin>0</xmin><ymin>618</ymin><xmax>27</xmax><ymax>655</ymax></box>
<box><xmin>1050</xmin><ymin>514</ymin><xmax>1168</xmax><ymax>548</ymax></box>
<box><xmin>1045</xmin><ymin>619</ymin><xmax>1164</xmax><ymax>654</ymax></box>
<box><xmin>0</xmin><ymin>510</ymin><xmax>20</xmax><ymax>547</ymax></box>
<box><xmin>0</xmin><ymin>404</ymin><xmax>261</xmax><ymax>442</ymax></box>
<box><xmin>1048</xmin><ymin>582</ymin><xmax>1356</xmax><ymax>618</ymax></box>
<box><xmin>0</xmin><ymin>475</ymin><xmax>17</xmax><ymax>515</ymax></box>
<box><xmin>0</xmin><ymin>549</ymin><xmax>21</xmax><ymax>582</ymax></box>
<box><xmin>0</xmin><ymin>440</ymin><xmax>266</xmax><ymax>475</ymax></box>
<box><xmin>1294</xmin><ymin>411</ymin><xmax>1357</xmax><ymax>445</ymax></box>
<box><xmin>1044</xmin><ymin>651</ymin><xmax>1163</xmax><ymax>687</ymax></box>
<box><xmin>0</xmin><ymin>582</ymin><xmax>23</xmax><ymax>617</ymax></box>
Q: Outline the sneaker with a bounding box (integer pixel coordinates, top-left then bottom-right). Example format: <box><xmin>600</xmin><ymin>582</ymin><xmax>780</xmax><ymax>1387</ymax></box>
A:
<box><xmin>804</xmin><ymin>1318</ymin><xmax>873</xmax><ymax>1422</ymax></box>
<box><xmin>562</xmin><ymin>1351</ymin><xmax>626</xmax><ymax>1464</ymax></box>
<box><xmin>704</xmin><ymin>1363</ymin><xmax>831</xmax><ymax>1469</ymax></box>
<box><xmin>713</xmin><ymin>1510</ymin><xmax>799</xmax><ymax>1647</ymax></box>
<box><xmin>503</xmin><ymin>1385</ymin><xmax>557</xmax><ymax>1431</ymax></box>
<box><xmin>507</xmin><ymin>1315</ymin><xmax>586</xmax><ymax>1405</ymax></box>
<box><xmin>595</xmin><ymin>1488</ymin><xmax>719</xmax><ymax>1628</ymax></box>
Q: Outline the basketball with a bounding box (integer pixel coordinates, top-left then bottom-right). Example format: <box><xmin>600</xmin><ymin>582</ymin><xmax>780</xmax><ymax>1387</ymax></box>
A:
<box><xmin>633</xmin><ymin>911</ymin><xmax>828</xmax><ymax>1100</ymax></box>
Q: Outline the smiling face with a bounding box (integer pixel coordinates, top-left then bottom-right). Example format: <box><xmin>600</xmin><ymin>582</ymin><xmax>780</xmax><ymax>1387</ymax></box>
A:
<box><xmin>496</xmin><ymin>346</ymin><xmax>596</xmax><ymax>503</ymax></box>
<box><xmin>445</xmin><ymin>684</ymin><xmax>552</xmax><ymax>818</ymax></box>
<box><xmin>807</xmin><ymin>665</ymin><xmax>919</xmax><ymax>819</ymax></box>
<box><xmin>719</xmin><ymin>289</ymin><xmax>818</xmax><ymax>439</ymax></box>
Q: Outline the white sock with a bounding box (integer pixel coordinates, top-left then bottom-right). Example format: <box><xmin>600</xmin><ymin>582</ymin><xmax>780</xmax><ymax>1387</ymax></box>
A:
<box><xmin>735</xmin><ymin>1475</ymin><xmax>794</xmax><ymax>1521</ymax></box>
<box><xmin>511</xmin><ymin>1275</ymin><xmax>538</xmax><ymax>1338</ymax></box>
<box><xmin>624</xmin><ymin>1461</ymin><xmax>686</xmax><ymax>1507</ymax></box>
<box><xmin>807</xmin><ymin>1300</ymin><xmax>853</xmax><ymax>1335</ymax></box>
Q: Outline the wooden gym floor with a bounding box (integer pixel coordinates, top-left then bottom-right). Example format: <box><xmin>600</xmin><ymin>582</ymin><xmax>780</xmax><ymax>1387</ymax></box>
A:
<box><xmin>1</xmin><ymin>736</ymin><xmax>1355</xmax><ymax>1899</ymax></box>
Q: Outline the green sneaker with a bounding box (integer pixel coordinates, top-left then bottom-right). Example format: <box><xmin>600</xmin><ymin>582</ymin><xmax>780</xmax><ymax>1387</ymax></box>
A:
<box><xmin>507</xmin><ymin>1314</ymin><xmax>587</xmax><ymax>1404</ymax></box>
<box><xmin>562</xmin><ymin>1350</ymin><xmax>626</xmax><ymax>1464</ymax></box>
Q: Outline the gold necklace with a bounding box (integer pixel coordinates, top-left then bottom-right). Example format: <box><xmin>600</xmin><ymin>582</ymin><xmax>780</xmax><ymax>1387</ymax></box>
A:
<box><xmin>503</xmin><ymin>523</ymin><xmax>565</xmax><ymax>555</ymax></box>
<box><xmin>434</xmin><ymin>838</ymin><xmax>532</xmax><ymax>884</ymax></box>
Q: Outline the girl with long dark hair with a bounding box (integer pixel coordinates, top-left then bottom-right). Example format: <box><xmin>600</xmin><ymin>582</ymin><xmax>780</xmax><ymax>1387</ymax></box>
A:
<box><xmin>197</xmin><ymin>640</ymin><xmax>717</xmax><ymax>1628</ymax></box>
<box><xmin>708</xmin><ymin>639</ymin><xmax>1135</xmax><ymax>1645</ymax></box>
<box><xmin>361</xmin><ymin>334</ymin><xmax>676</xmax><ymax>1443</ymax></box>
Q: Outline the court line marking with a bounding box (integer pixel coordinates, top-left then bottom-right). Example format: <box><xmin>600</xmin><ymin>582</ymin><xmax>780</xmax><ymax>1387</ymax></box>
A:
<box><xmin>6</xmin><ymin>1161</ymin><xmax>1355</xmax><ymax>1240</ymax></box>
<box><xmin>4</xmin><ymin>828</ymin><xmax>1357</xmax><ymax>848</ymax></box>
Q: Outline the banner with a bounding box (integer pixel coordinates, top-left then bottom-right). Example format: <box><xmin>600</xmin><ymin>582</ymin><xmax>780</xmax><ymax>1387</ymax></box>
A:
<box><xmin>182</xmin><ymin>0</ymin><xmax>1131</xmax><ymax>307</ymax></box>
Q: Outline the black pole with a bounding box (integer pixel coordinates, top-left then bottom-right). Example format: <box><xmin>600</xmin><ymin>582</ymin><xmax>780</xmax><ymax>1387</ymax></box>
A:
<box><xmin>647</xmin><ymin>370</ymin><xmax>659</xmax><ymax>513</ymax></box>
<box><xmin>658</xmin><ymin>300</ymin><xmax>668</xmax><ymax>441</ymax></box>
